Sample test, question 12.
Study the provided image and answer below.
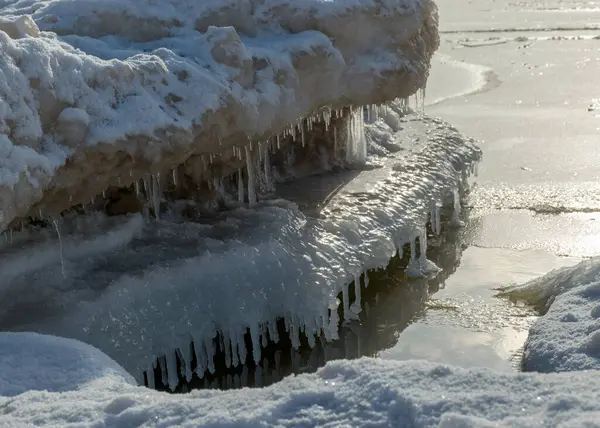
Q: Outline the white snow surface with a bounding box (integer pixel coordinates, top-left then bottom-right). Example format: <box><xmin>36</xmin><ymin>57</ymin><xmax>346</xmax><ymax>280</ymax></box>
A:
<box><xmin>503</xmin><ymin>258</ymin><xmax>600</xmax><ymax>373</ymax></box>
<box><xmin>3</xmin><ymin>332</ymin><xmax>600</xmax><ymax>427</ymax></box>
<box><xmin>0</xmin><ymin>332</ymin><xmax>135</xmax><ymax>397</ymax></box>
<box><xmin>0</xmin><ymin>0</ymin><xmax>438</xmax><ymax>230</ymax></box>
<box><xmin>0</xmin><ymin>108</ymin><xmax>480</xmax><ymax>388</ymax></box>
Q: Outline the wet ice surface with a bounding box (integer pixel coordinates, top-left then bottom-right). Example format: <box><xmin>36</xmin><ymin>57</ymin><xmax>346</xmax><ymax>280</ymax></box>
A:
<box><xmin>391</xmin><ymin>0</ymin><xmax>600</xmax><ymax>374</ymax></box>
<box><xmin>381</xmin><ymin>246</ymin><xmax>579</xmax><ymax>372</ymax></box>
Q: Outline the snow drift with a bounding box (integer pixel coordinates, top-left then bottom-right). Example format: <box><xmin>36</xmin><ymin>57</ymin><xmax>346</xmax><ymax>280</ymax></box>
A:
<box><xmin>500</xmin><ymin>258</ymin><xmax>600</xmax><ymax>373</ymax></box>
<box><xmin>4</xmin><ymin>332</ymin><xmax>600</xmax><ymax>427</ymax></box>
<box><xmin>0</xmin><ymin>0</ymin><xmax>439</xmax><ymax>231</ymax></box>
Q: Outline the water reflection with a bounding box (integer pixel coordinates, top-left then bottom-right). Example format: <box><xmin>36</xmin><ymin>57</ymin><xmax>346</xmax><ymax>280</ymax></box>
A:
<box><xmin>149</xmin><ymin>219</ymin><xmax>466</xmax><ymax>392</ymax></box>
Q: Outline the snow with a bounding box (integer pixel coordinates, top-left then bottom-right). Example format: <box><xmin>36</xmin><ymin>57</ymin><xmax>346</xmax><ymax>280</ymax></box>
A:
<box><xmin>0</xmin><ymin>332</ymin><xmax>135</xmax><ymax>397</ymax></box>
<box><xmin>4</xmin><ymin>332</ymin><xmax>600</xmax><ymax>426</ymax></box>
<box><xmin>501</xmin><ymin>258</ymin><xmax>600</xmax><ymax>373</ymax></box>
<box><xmin>0</xmin><ymin>0</ymin><xmax>439</xmax><ymax>231</ymax></box>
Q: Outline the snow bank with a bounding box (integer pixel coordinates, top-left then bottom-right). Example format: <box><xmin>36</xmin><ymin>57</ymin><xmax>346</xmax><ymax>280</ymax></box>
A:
<box><xmin>500</xmin><ymin>258</ymin><xmax>600</xmax><ymax>373</ymax></box>
<box><xmin>0</xmin><ymin>332</ymin><xmax>135</xmax><ymax>397</ymax></box>
<box><xmin>3</xmin><ymin>334</ymin><xmax>600</xmax><ymax>427</ymax></box>
<box><xmin>0</xmin><ymin>0</ymin><xmax>439</xmax><ymax>231</ymax></box>
<box><xmin>0</xmin><ymin>109</ymin><xmax>480</xmax><ymax>389</ymax></box>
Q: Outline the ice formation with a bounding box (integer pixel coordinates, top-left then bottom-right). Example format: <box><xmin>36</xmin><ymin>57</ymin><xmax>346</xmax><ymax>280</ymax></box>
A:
<box><xmin>0</xmin><ymin>105</ymin><xmax>481</xmax><ymax>390</ymax></box>
<box><xmin>0</xmin><ymin>0</ymin><xmax>487</xmax><ymax>394</ymax></box>
<box><xmin>0</xmin><ymin>0</ymin><xmax>439</xmax><ymax>232</ymax></box>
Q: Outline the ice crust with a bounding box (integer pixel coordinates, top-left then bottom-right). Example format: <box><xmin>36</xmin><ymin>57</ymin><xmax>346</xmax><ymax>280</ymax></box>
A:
<box><xmin>0</xmin><ymin>0</ymin><xmax>439</xmax><ymax>231</ymax></box>
<box><xmin>0</xmin><ymin>107</ymin><xmax>481</xmax><ymax>388</ymax></box>
<box><xmin>3</xmin><ymin>333</ymin><xmax>600</xmax><ymax>427</ymax></box>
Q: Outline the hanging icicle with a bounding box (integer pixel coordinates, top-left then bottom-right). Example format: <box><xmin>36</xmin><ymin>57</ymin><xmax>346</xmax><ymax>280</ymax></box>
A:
<box><xmin>245</xmin><ymin>145</ymin><xmax>257</xmax><ymax>206</ymax></box>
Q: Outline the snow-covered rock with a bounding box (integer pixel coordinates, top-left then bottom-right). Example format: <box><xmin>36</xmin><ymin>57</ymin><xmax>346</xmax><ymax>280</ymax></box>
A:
<box><xmin>0</xmin><ymin>0</ymin><xmax>439</xmax><ymax>231</ymax></box>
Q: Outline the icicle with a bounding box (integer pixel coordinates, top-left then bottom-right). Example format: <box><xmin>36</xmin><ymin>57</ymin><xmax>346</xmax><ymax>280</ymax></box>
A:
<box><xmin>166</xmin><ymin>352</ymin><xmax>179</xmax><ymax>391</ymax></box>
<box><xmin>406</xmin><ymin>235</ymin><xmax>421</xmax><ymax>277</ymax></box>
<box><xmin>341</xmin><ymin>284</ymin><xmax>350</xmax><ymax>320</ymax></box>
<box><xmin>193</xmin><ymin>337</ymin><xmax>207</xmax><ymax>377</ymax></box>
<box><xmin>181</xmin><ymin>345</ymin><xmax>194</xmax><ymax>382</ymax></box>
<box><xmin>301</xmin><ymin>124</ymin><xmax>306</xmax><ymax>147</ymax></box>
<box><xmin>222</xmin><ymin>330</ymin><xmax>232</xmax><ymax>369</ymax></box>
<box><xmin>353</xmin><ymin>274</ymin><xmax>362</xmax><ymax>309</ymax></box>
<box><xmin>231</xmin><ymin>329</ymin><xmax>240</xmax><ymax>368</ymax></box>
<box><xmin>237</xmin><ymin>329</ymin><xmax>247</xmax><ymax>365</ymax></box>
<box><xmin>204</xmin><ymin>336</ymin><xmax>215</xmax><ymax>374</ymax></box>
<box><xmin>290</xmin><ymin>317</ymin><xmax>301</xmax><ymax>350</ymax></box>
<box><xmin>364</xmin><ymin>274</ymin><xmax>370</xmax><ymax>288</ymax></box>
<box><xmin>250</xmin><ymin>324</ymin><xmax>261</xmax><ymax>364</ymax></box>
<box><xmin>52</xmin><ymin>219</ymin><xmax>66</xmax><ymax>280</ymax></box>
<box><xmin>102</xmin><ymin>190</ymin><xmax>106</xmax><ymax>199</ymax></box>
<box><xmin>268</xmin><ymin>319</ymin><xmax>279</xmax><ymax>344</ymax></box>
<box><xmin>260</xmin><ymin>324</ymin><xmax>268</xmax><ymax>348</ymax></box>
<box><xmin>172</xmin><ymin>168</ymin><xmax>178</xmax><ymax>187</ymax></box>
<box><xmin>327</xmin><ymin>298</ymin><xmax>340</xmax><ymax>340</ymax></box>
<box><xmin>146</xmin><ymin>364</ymin><xmax>155</xmax><ymax>389</ymax></box>
<box><xmin>419</xmin><ymin>230</ymin><xmax>441</xmax><ymax>274</ymax></box>
<box><xmin>237</xmin><ymin>169</ymin><xmax>245</xmax><ymax>203</ymax></box>
<box><xmin>276</xmin><ymin>135</ymin><xmax>281</xmax><ymax>149</ymax></box>
<box><xmin>151</xmin><ymin>175</ymin><xmax>161</xmax><ymax>220</ymax></box>
<box><xmin>134</xmin><ymin>180</ymin><xmax>141</xmax><ymax>196</ymax></box>
<box><xmin>452</xmin><ymin>188</ymin><xmax>463</xmax><ymax>226</ymax></box>
<box><xmin>129</xmin><ymin>170</ymin><xmax>133</xmax><ymax>177</ymax></box>
<box><xmin>245</xmin><ymin>145</ymin><xmax>257</xmax><ymax>206</ymax></box>
<box><xmin>160</xmin><ymin>356</ymin><xmax>168</xmax><ymax>386</ymax></box>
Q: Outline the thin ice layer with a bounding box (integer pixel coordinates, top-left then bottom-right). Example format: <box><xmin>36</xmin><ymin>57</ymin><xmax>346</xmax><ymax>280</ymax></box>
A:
<box><xmin>0</xmin><ymin>0</ymin><xmax>439</xmax><ymax>230</ymax></box>
<box><xmin>0</xmin><ymin>108</ymin><xmax>480</xmax><ymax>384</ymax></box>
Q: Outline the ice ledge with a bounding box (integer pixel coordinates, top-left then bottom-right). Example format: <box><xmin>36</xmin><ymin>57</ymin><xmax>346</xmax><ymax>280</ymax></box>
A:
<box><xmin>0</xmin><ymin>0</ymin><xmax>438</xmax><ymax>232</ymax></box>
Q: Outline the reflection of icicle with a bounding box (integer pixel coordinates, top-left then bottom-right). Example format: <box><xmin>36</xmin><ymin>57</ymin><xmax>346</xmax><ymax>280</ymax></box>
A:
<box><xmin>245</xmin><ymin>145</ymin><xmax>257</xmax><ymax>206</ymax></box>
<box><xmin>263</xmin><ymin>146</ymin><xmax>271</xmax><ymax>192</ymax></box>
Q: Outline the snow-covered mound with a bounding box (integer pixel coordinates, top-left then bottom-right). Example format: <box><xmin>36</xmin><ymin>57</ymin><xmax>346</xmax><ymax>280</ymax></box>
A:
<box><xmin>0</xmin><ymin>108</ymin><xmax>481</xmax><ymax>389</ymax></box>
<box><xmin>3</xmin><ymin>333</ymin><xmax>600</xmax><ymax>426</ymax></box>
<box><xmin>500</xmin><ymin>258</ymin><xmax>600</xmax><ymax>373</ymax></box>
<box><xmin>0</xmin><ymin>332</ymin><xmax>135</xmax><ymax>397</ymax></box>
<box><xmin>0</xmin><ymin>0</ymin><xmax>438</xmax><ymax>231</ymax></box>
